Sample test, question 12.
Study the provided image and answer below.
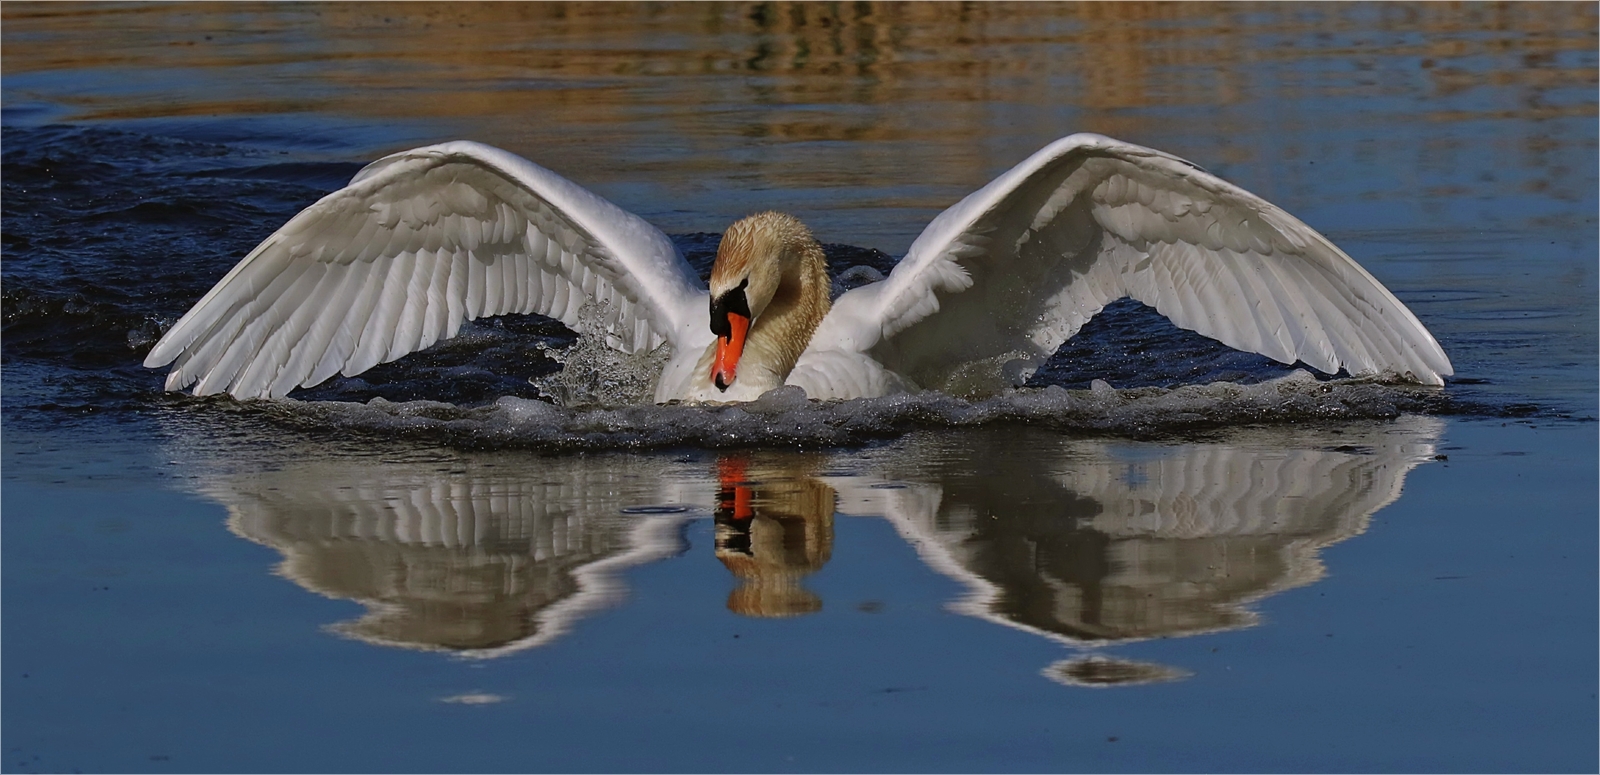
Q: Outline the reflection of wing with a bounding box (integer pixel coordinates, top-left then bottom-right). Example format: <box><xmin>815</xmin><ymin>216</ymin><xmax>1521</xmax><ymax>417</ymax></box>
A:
<box><xmin>164</xmin><ymin>405</ymin><xmax>1441</xmax><ymax>664</ymax></box>
<box><xmin>859</xmin><ymin>417</ymin><xmax>1443</xmax><ymax>645</ymax></box>
<box><xmin>145</xmin><ymin>142</ymin><xmax>707</xmax><ymax>399</ymax></box>
<box><xmin>820</xmin><ymin>134</ymin><xmax>1451</xmax><ymax>393</ymax></box>
<box><xmin>211</xmin><ymin>451</ymin><xmax>699</xmax><ymax>656</ymax></box>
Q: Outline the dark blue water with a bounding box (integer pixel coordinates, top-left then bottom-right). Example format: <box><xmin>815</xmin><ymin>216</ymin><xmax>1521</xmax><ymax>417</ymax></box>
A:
<box><xmin>3</xmin><ymin>3</ymin><xmax>1596</xmax><ymax>772</ymax></box>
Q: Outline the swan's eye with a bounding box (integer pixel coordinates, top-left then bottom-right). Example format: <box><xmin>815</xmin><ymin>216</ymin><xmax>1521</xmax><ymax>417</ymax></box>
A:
<box><xmin>709</xmin><ymin>278</ymin><xmax>751</xmax><ymax>339</ymax></box>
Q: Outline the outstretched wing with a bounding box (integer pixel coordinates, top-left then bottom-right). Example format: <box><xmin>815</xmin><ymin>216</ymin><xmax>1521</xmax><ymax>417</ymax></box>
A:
<box><xmin>828</xmin><ymin>133</ymin><xmax>1452</xmax><ymax>392</ymax></box>
<box><xmin>145</xmin><ymin>141</ymin><xmax>706</xmax><ymax>399</ymax></box>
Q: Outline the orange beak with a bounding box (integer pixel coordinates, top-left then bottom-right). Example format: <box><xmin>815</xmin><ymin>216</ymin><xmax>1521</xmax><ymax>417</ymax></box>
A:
<box><xmin>712</xmin><ymin>312</ymin><xmax>750</xmax><ymax>391</ymax></box>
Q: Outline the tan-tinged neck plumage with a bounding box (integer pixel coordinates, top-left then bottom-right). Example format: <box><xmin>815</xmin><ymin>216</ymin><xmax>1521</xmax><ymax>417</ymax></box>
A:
<box><xmin>705</xmin><ymin>212</ymin><xmax>832</xmax><ymax>395</ymax></box>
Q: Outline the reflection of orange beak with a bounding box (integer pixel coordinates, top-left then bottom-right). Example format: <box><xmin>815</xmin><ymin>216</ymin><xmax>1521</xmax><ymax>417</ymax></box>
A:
<box><xmin>712</xmin><ymin>312</ymin><xmax>750</xmax><ymax>392</ymax></box>
<box><xmin>717</xmin><ymin>457</ymin><xmax>753</xmax><ymax>520</ymax></box>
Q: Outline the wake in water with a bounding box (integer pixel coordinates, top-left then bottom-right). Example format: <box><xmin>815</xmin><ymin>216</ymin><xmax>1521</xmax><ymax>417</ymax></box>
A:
<box><xmin>247</xmin><ymin>370</ymin><xmax>1467</xmax><ymax>452</ymax></box>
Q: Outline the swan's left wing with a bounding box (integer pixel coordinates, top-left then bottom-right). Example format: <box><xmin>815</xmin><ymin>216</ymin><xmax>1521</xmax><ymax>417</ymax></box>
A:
<box><xmin>826</xmin><ymin>134</ymin><xmax>1452</xmax><ymax>393</ymax></box>
<box><xmin>145</xmin><ymin>141</ymin><xmax>706</xmax><ymax>399</ymax></box>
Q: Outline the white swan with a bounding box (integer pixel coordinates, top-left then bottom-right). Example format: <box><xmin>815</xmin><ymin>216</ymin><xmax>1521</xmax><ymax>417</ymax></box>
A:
<box><xmin>143</xmin><ymin>134</ymin><xmax>1453</xmax><ymax>403</ymax></box>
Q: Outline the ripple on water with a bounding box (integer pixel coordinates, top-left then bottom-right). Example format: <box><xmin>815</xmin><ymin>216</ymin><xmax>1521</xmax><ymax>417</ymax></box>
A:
<box><xmin>619</xmin><ymin>505</ymin><xmax>691</xmax><ymax>515</ymax></box>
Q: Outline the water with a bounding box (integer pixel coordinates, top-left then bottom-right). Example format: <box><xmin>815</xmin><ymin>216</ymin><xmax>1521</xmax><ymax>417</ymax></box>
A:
<box><xmin>3</xmin><ymin>3</ymin><xmax>1596</xmax><ymax>771</ymax></box>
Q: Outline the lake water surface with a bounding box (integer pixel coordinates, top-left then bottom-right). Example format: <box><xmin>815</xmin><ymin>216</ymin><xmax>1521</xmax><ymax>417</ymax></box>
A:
<box><xmin>3</xmin><ymin>3</ymin><xmax>1596</xmax><ymax>772</ymax></box>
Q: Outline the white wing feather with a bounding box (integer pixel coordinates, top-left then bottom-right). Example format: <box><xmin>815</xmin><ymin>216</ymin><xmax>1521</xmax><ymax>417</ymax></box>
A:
<box><xmin>831</xmin><ymin>133</ymin><xmax>1452</xmax><ymax>391</ymax></box>
<box><xmin>145</xmin><ymin>141</ymin><xmax>706</xmax><ymax>399</ymax></box>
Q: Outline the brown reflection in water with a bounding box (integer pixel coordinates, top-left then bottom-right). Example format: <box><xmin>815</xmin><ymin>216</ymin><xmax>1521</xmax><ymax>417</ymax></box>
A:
<box><xmin>7</xmin><ymin>3</ymin><xmax>1590</xmax><ymax>115</ymax></box>
<box><xmin>5</xmin><ymin>2</ymin><xmax>1590</xmax><ymax>219</ymax></box>
<box><xmin>2</xmin><ymin>0</ymin><xmax>1589</xmax><ymax>270</ymax></box>
<box><xmin>713</xmin><ymin>455</ymin><xmax>835</xmax><ymax>618</ymax></box>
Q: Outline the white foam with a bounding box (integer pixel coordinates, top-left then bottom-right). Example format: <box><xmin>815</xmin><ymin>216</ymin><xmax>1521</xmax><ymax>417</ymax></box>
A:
<box><xmin>258</xmin><ymin>369</ymin><xmax>1451</xmax><ymax>452</ymax></box>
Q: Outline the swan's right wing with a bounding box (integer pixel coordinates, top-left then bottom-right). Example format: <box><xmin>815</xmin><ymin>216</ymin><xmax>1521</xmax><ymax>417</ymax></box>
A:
<box><xmin>145</xmin><ymin>141</ymin><xmax>707</xmax><ymax>399</ymax></box>
<box><xmin>832</xmin><ymin>134</ymin><xmax>1451</xmax><ymax>392</ymax></box>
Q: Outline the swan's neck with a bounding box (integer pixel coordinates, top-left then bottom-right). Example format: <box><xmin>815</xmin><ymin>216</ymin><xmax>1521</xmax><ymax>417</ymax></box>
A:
<box><xmin>742</xmin><ymin>237</ymin><xmax>830</xmax><ymax>387</ymax></box>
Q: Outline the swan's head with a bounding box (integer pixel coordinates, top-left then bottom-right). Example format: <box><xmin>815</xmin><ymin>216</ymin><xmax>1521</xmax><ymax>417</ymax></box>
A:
<box><xmin>707</xmin><ymin>212</ymin><xmax>819</xmax><ymax>391</ymax></box>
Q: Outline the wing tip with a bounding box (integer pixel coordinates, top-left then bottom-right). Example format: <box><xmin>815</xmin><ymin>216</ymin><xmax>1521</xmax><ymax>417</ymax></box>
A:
<box><xmin>143</xmin><ymin>349</ymin><xmax>174</xmax><ymax>369</ymax></box>
<box><xmin>1414</xmin><ymin>366</ymin><xmax>1452</xmax><ymax>384</ymax></box>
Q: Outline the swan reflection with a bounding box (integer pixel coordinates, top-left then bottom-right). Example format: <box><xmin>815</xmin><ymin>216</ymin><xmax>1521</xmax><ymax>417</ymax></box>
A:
<box><xmin>216</xmin><ymin>452</ymin><xmax>703</xmax><ymax>656</ymax></box>
<box><xmin>189</xmin><ymin>417</ymin><xmax>1441</xmax><ymax>677</ymax></box>
<box><xmin>865</xmin><ymin>419</ymin><xmax>1442</xmax><ymax>646</ymax></box>
<box><xmin>713</xmin><ymin>456</ymin><xmax>835</xmax><ymax>618</ymax></box>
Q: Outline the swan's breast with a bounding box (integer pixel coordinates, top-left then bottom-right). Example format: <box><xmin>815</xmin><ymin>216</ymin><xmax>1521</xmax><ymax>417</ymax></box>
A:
<box><xmin>785</xmin><ymin>350</ymin><xmax>910</xmax><ymax>401</ymax></box>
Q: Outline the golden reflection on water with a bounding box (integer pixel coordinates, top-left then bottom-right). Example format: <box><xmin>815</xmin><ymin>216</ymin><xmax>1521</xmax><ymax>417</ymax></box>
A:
<box><xmin>194</xmin><ymin>418</ymin><xmax>1440</xmax><ymax>683</ymax></box>
<box><xmin>7</xmin><ymin>2</ymin><xmax>1591</xmax><ymax>120</ymax></box>
<box><xmin>4</xmin><ymin>2</ymin><xmax>1593</xmax><ymax>245</ymax></box>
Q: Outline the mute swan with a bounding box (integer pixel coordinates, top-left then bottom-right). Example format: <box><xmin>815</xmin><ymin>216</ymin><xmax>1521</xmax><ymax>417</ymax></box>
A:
<box><xmin>143</xmin><ymin>134</ymin><xmax>1452</xmax><ymax>403</ymax></box>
